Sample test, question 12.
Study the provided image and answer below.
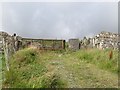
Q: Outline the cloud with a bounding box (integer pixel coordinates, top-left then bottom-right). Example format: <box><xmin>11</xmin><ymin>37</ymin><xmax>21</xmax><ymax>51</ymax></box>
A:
<box><xmin>1</xmin><ymin>2</ymin><xmax>118</xmax><ymax>40</ymax></box>
<box><xmin>0</xmin><ymin>3</ymin><xmax>2</xmax><ymax>30</ymax></box>
<box><xmin>0</xmin><ymin>0</ymin><xmax>118</xmax><ymax>2</ymax></box>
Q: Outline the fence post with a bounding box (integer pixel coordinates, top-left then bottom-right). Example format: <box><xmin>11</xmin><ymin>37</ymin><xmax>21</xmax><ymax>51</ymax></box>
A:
<box><xmin>52</xmin><ymin>40</ymin><xmax>54</xmax><ymax>50</ymax></box>
<box><xmin>62</xmin><ymin>40</ymin><xmax>65</xmax><ymax>49</ymax></box>
<box><xmin>2</xmin><ymin>38</ymin><xmax>9</xmax><ymax>71</ymax></box>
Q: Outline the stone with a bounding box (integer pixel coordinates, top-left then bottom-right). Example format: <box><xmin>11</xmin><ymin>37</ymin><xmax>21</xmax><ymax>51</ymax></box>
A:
<box><xmin>68</xmin><ymin>39</ymin><xmax>80</xmax><ymax>50</ymax></box>
<box><xmin>91</xmin><ymin>31</ymin><xmax>119</xmax><ymax>50</ymax></box>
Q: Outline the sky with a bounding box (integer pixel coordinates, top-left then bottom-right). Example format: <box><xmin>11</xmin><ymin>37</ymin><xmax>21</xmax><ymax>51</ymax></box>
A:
<box><xmin>0</xmin><ymin>1</ymin><xmax>118</xmax><ymax>40</ymax></box>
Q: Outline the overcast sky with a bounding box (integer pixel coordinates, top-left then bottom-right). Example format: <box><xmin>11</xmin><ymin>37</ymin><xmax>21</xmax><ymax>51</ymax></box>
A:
<box><xmin>1</xmin><ymin>2</ymin><xmax>118</xmax><ymax>40</ymax></box>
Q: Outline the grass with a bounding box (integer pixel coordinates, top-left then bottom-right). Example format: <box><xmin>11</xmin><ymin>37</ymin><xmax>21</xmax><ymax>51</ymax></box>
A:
<box><xmin>1</xmin><ymin>47</ymin><xmax>118</xmax><ymax>88</ymax></box>
<box><xmin>0</xmin><ymin>54</ymin><xmax>2</xmax><ymax>89</ymax></box>
<box><xmin>2</xmin><ymin>48</ymin><xmax>66</xmax><ymax>88</ymax></box>
<box><xmin>74</xmin><ymin>49</ymin><xmax>118</xmax><ymax>73</ymax></box>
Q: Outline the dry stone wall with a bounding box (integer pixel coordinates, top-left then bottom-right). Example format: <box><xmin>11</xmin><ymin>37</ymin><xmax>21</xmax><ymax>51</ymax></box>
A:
<box><xmin>22</xmin><ymin>38</ymin><xmax>65</xmax><ymax>50</ymax></box>
<box><xmin>92</xmin><ymin>31</ymin><xmax>119</xmax><ymax>50</ymax></box>
<box><xmin>0</xmin><ymin>31</ymin><xmax>23</xmax><ymax>54</ymax></box>
<box><xmin>79</xmin><ymin>31</ymin><xmax>119</xmax><ymax>50</ymax></box>
<box><xmin>68</xmin><ymin>39</ymin><xmax>80</xmax><ymax>50</ymax></box>
<box><xmin>0</xmin><ymin>31</ymin><xmax>119</xmax><ymax>53</ymax></box>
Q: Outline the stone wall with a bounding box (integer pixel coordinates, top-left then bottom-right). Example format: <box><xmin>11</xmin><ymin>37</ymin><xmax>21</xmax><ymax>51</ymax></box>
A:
<box><xmin>68</xmin><ymin>39</ymin><xmax>80</xmax><ymax>50</ymax></box>
<box><xmin>0</xmin><ymin>31</ymin><xmax>11</xmax><ymax>53</ymax></box>
<box><xmin>0</xmin><ymin>31</ymin><xmax>119</xmax><ymax>52</ymax></box>
<box><xmin>22</xmin><ymin>38</ymin><xmax>65</xmax><ymax>50</ymax></box>
<box><xmin>0</xmin><ymin>38</ymin><xmax>3</xmax><ymax>53</ymax></box>
<box><xmin>0</xmin><ymin>31</ymin><xmax>23</xmax><ymax>54</ymax></box>
<box><xmin>80</xmin><ymin>31</ymin><xmax>119</xmax><ymax>50</ymax></box>
<box><xmin>92</xmin><ymin>31</ymin><xmax>119</xmax><ymax>50</ymax></box>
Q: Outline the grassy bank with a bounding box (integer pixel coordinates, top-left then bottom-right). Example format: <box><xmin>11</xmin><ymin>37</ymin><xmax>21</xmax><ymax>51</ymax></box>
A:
<box><xmin>2</xmin><ymin>48</ymin><xmax>118</xmax><ymax>88</ymax></box>
<box><xmin>2</xmin><ymin>48</ymin><xmax>67</xmax><ymax>88</ymax></box>
<box><xmin>75</xmin><ymin>49</ymin><xmax>118</xmax><ymax>73</ymax></box>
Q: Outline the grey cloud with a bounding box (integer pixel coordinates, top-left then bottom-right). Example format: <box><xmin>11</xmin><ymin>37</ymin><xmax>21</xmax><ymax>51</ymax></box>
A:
<box><xmin>2</xmin><ymin>2</ymin><xmax>118</xmax><ymax>40</ymax></box>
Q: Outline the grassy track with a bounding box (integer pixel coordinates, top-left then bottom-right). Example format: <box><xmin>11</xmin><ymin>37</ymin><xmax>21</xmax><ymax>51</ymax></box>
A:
<box><xmin>1</xmin><ymin>48</ymin><xmax>118</xmax><ymax>88</ymax></box>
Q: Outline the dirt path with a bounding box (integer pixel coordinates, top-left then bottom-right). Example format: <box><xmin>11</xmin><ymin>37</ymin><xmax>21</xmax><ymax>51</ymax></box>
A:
<box><xmin>48</xmin><ymin>57</ymin><xmax>118</xmax><ymax>88</ymax></box>
<box><xmin>48</xmin><ymin>59</ymin><xmax>81</xmax><ymax>88</ymax></box>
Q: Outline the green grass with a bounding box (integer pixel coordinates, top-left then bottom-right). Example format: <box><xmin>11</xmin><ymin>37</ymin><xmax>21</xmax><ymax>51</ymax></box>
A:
<box><xmin>74</xmin><ymin>49</ymin><xmax>118</xmax><ymax>73</ymax></box>
<box><xmin>0</xmin><ymin>54</ymin><xmax>2</xmax><ymax>89</ymax></box>
<box><xmin>1</xmin><ymin>48</ymin><xmax>118</xmax><ymax>88</ymax></box>
<box><xmin>2</xmin><ymin>48</ymin><xmax>66</xmax><ymax>88</ymax></box>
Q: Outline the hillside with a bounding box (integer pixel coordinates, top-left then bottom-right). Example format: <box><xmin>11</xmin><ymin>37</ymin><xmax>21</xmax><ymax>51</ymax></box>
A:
<box><xmin>1</xmin><ymin>48</ymin><xmax>118</xmax><ymax>88</ymax></box>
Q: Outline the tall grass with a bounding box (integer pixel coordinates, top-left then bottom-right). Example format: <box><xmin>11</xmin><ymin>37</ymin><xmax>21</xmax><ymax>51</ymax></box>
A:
<box><xmin>2</xmin><ymin>47</ymin><xmax>118</xmax><ymax>88</ymax></box>
<box><xmin>40</xmin><ymin>71</ymin><xmax>66</xmax><ymax>88</ymax></box>
<box><xmin>2</xmin><ymin>48</ymin><xmax>67</xmax><ymax>88</ymax></box>
<box><xmin>75</xmin><ymin>48</ymin><xmax>118</xmax><ymax>73</ymax></box>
